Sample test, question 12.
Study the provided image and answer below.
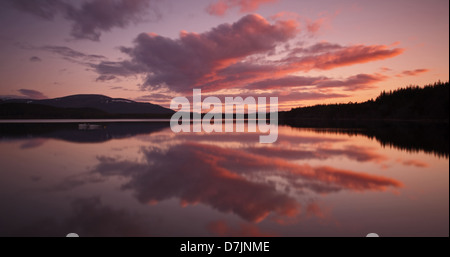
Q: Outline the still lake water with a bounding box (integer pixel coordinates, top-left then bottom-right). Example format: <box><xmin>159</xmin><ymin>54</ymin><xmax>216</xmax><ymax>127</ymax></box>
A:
<box><xmin>0</xmin><ymin>121</ymin><xmax>448</xmax><ymax>237</ymax></box>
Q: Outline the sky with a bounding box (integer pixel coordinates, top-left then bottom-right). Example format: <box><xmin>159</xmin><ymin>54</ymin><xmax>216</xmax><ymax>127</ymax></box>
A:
<box><xmin>0</xmin><ymin>0</ymin><xmax>448</xmax><ymax>110</ymax></box>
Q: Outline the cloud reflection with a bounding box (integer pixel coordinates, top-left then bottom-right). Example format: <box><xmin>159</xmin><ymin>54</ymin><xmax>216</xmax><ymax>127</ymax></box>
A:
<box><xmin>13</xmin><ymin>197</ymin><xmax>148</xmax><ymax>237</ymax></box>
<box><xmin>246</xmin><ymin>145</ymin><xmax>388</xmax><ymax>163</ymax></box>
<box><xmin>91</xmin><ymin>142</ymin><xmax>402</xmax><ymax>223</ymax></box>
<box><xmin>20</xmin><ymin>138</ymin><xmax>47</xmax><ymax>150</ymax></box>
<box><xmin>207</xmin><ymin>220</ymin><xmax>275</xmax><ymax>237</ymax></box>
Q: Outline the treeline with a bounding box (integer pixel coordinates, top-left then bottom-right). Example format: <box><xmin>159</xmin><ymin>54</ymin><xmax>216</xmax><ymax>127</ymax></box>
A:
<box><xmin>281</xmin><ymin>81</ymin><xmax>449</xmax><ymax>121</ymax></box>
<box><xmin>0</xmin><ymin>122</ymin><xmax>170</xmax><ymax>144</ymax></box>
<box><xmin>0</xmin><ymin>103</ymin><xmax>174</xmax><ymax>119</ymax></box>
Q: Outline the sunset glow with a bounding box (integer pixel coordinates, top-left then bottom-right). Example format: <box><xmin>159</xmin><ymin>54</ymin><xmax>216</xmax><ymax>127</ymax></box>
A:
<box><xmin>0</xmin><ymin>0</ymin><xmax>448</xmax><ymax>110</ymax></box>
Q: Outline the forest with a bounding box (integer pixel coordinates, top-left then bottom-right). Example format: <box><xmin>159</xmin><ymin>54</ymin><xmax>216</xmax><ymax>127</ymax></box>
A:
<box><xmin>280</xmin><ymin>81</ymin><xmax>449</xmax><ymax>122</ymax></box>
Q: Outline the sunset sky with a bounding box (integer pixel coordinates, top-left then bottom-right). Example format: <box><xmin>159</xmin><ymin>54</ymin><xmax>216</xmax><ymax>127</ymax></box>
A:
<box><xmin>0</xmin><ymin>0</ymin><xmax>448</xmax><ymax>110</ymax></box>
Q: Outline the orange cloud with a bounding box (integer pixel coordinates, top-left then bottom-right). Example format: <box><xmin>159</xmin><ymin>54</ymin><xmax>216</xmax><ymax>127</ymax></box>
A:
<box><xmin>398</xmin><ymin>69</ymin><xmax>430</xmax><ymax>77</ymax></box>
<box><xmin>307</xmin><ymin>18</ymin><xmax>326</xmax><ymax>34</ymax></box>
<box><xmin>207</xmin><ymin>0</ymin><xmax>278</xmax><ymax>16</ymax></box>
<box><xmin>287</xmin><ymin>44</ymin><xmax>405</xmax><ymax>71</ymax></box>
<box><xmin>306</xmin><ymin>203</ymin><xmax>327</xmax><ymax>220</ymax></box>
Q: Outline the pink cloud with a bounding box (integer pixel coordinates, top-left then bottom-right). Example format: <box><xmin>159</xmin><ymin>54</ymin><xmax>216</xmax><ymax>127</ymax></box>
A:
<box><xmin>380</xmin><ymin>67</ymin><xmax>393</xmax><ymax>72</ymax></box>
<box><xmin>287</xmin><ymin>44</ymin><xmax>404</xmax><ymax>71</ymax></box>
<box><xmin>247</xmin><ymin>145</ymin><xmax>388</xmax><ymax>163</ymax></box>
<box><xmin>317</xmin><ymin>73</ymin><xmax>388</xmax><ymax>91</ymax></box>
<box><xmin>246</xmin><ymin>76</ymin><xmax>327</xmax><ymax>90</ymax></box>
<box><xmin>197</xmin><ymin>43</ymin><xmax>401</xmax><ymax>92</ymax></box>
<box><xmin>307</xmin><ymin>18</ymin><xmax>326</xmax><ymax>34</ymax></box>
<box><xmin>93</xmin><ymin>17</ymin><xmax>403</xmax><ymax>96</ymax></box>
<box><xmin>99</xmin><ymin>14</ymin><xmax>298</xmax><ymax>93</ymax></box>
<box><xmin>271</xmin><ymin>12</ymin><xmax>334</xmax><ymax>36</ymax></box>
<box><xmin>207</xmin><ymin>0</ymin><xmax>278</xmax><ymax>16</ymax></box>
<box><xmin>246</xmin><ymin>73</ymin><xmax>387</xmax><ymax>91</ymax></box>
<box><xmin>306</xmin><ymin>203</ymin><xmax>328</xmax><ymax>220</ymax></box>
<box><xmin>399</xmin><ymin>69</ymin><xmax>430</xmax><ymax>77</ymax></box>
<box><xmin>397</xmin><ymin>159</ymin><xmax>429</xmax><ymax>168</ymax></box>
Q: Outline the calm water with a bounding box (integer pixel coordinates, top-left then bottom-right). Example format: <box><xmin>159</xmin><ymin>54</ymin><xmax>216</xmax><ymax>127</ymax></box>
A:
<box><xmin>0</xmin><ymin>122</ymin><xmax>448</xmax><ymax>237</ymax></box>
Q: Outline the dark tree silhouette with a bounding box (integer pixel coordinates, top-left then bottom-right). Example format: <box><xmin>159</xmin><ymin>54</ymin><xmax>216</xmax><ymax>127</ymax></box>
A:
<box><xmin>281</xmin><ymin>81</ymin><xmax>449</xmax><ymax>121</ymax></box>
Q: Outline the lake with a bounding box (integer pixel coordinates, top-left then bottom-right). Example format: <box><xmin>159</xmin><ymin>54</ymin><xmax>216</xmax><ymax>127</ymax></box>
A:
<box><xmin>0</xmin><ymin>121</ymin><xmax>448</xmax><ymax>237</ymax></box>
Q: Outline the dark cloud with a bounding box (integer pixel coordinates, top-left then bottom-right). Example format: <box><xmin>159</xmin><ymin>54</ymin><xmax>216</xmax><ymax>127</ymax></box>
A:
<box><xmin>29</xmin><ymin>56</ymin><xmax>42</xmax><ymax>62</ymax></box>
<box><xmin>36</xmin><ymin>45</ymin><xmax>108</xmax><ymax>70</ymax></box>
<box><xmin>18</xmin><ymin>89</ymin><xmax>48</xmax><ymax>99</ymax></box>
<box><xmin>96</xmin><ymin>75</ymin><xmax>117</xmax><ymax>82</ymax></box>
<box><xmin>41</xmin><ymin>45</ymin><xmax>106</xmax><ymax>61</ymax></box>
<box><xmin>5</xmin><ymin>0</ymin><xmax>66</xmax><ymax>20</ymax></box>
<box><xmin>94</xmin><ymin>60</ymin><xmax>141</xmax><ymax>77</ymax></box>
<box><xmin>6</xmin><ymin>0</ymin><xmax>161</xmax><ymax>41</ymax></box>
<box><xmin>45</xmin><ymin>173</ymin><xmax>105</xmax><ymax>192</ymax></box>
<box><xmin>64</xmin><ymin>0</ymin><xmax>161</xmax><ymax>41</ymax></box>
<box><xmin>134</xmin><ymin>93</ymin><xmax>174</xmax><ymax>103</ymax></box>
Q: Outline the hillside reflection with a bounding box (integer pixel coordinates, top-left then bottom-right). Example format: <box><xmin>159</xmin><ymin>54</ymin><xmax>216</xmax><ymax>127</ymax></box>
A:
<box><xmin>0</xmin><ymin>122</ymin><xmax>448</xmax><ymax>237</ymax></box>
<box><xmin>282</xmin><ymin>120</ymin><xmax>449</xmax><ymax>158</ymax></box>
<box><xmin>1</xmin><ymin>121</ymin><xmax>447</xmax><ymax>157</ymax></box>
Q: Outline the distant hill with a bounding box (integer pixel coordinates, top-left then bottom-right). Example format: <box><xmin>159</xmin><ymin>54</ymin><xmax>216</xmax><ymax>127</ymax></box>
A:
<box><xmin>280</xmin><ymin>81</ymin><xmax>449</xmax><ymax>122</ymax></box>
<box><xmin>0</xmin><ymin>94</ymin><xmax>174</xmax><ymax>119</ymax></box>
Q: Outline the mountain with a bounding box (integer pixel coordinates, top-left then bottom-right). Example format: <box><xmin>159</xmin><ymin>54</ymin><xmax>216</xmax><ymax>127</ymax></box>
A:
<box><xmin>2</xmin><ymin>94</ymin><xmax>173</xmax><ymax>114</ymax></box>
<box><xmin>0</xmin><ymin>94</ymin><xmax>174</xmax><ymax>119</ymax></box>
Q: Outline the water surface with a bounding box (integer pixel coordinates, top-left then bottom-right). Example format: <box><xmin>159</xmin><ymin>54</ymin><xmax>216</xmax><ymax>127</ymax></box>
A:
<box><xmin>0</xmin><ymin>122</ymin><xmax>448</xmax><ymax>237</ymax></box>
